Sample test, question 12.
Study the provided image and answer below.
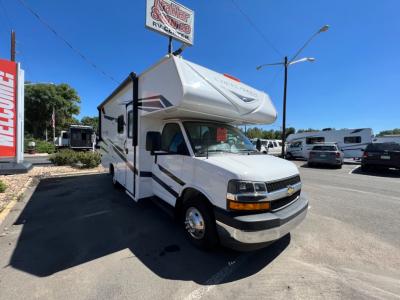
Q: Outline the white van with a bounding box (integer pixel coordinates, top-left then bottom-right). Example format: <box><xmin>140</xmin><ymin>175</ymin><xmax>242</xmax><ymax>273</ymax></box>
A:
<box><xmin>250</xmin><ymin>138</ymin><xmax>268</xmax><ymax>153</ymax></box>
<box><xmin>286</xmin><ymin>128</ymin><xmax>373</xmax><ymax>160</ymax></box>
<box><xmin>98</xmin><ymin>55</ymin><xmax>308</xmax><ymax>250</ymax></box>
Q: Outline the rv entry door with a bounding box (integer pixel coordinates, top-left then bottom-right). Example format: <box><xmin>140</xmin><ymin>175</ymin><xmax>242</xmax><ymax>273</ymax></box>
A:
<box><xmin>152</xmin><ymin>123</ymin><xmax>188</xmax><ymax>206</ymax></box>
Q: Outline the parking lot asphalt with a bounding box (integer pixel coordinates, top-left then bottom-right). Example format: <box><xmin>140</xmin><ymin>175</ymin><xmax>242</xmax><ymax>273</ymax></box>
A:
<box><xmin>0</xmin><ymin>163</ymin><xmax>399</xmax><ymax>300</ymax></box>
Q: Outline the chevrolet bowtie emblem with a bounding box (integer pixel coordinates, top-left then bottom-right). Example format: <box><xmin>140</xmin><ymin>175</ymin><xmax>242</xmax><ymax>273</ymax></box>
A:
<box><xmin>287</xmin><ymin>185</ymin><xmax>295</xmax><ymax>196</ymax></box>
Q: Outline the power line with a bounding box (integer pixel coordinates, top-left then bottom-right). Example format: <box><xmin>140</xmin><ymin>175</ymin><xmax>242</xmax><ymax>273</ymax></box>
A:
<box><xmin>230</xmin><ymin>0</ymin><xmax>282</xmax><ymax>58</ymax></box>
<box><xmin>16</xmin><ymin>0</ymin><xmax>120</xmax><ymax>84</ymax></box>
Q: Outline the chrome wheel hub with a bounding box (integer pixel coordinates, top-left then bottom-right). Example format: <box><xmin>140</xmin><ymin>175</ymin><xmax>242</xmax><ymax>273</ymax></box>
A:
<box><xmin>185</xmin><ymin>207</ymin><xmax>205</xmax><ymax>239</ymax></box>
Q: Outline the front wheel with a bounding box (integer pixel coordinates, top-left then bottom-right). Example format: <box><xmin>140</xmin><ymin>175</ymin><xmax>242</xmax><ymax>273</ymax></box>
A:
<box><xmin>182</xmin><ymin>198</ymin><xmax>219</xmax><ymax>250</ymax></box>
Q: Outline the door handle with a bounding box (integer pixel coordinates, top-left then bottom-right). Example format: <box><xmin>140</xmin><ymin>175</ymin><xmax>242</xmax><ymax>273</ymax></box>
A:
<box><xmin>125</xmin><ymin>148</ymin><xmax>129</xmax><ymax>154</ymax></box>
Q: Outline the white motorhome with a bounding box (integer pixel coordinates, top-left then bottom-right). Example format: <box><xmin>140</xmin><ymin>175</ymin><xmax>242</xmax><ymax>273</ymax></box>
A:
<box><xmin>98</xmin><ymin>55</ymin><xmax>308</xmax><ymax>250</ymax></box>
<box><xmin>286</xmin><ymin>128</ymin><xmax>373</xmax><ymax>160</ymax></box>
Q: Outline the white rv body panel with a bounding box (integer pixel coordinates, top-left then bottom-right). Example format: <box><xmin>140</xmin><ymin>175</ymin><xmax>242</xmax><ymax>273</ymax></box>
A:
<box><xmin>98</xmin><ymin>55</ymin><xmax>307</xmax><ymax>249</ymax></box>
<box><xmin>286</xmin><ymin>128</ymin><xmax>373</xmax><ymax>160</ymax></box>
<box><xmin>138</xmin><ymin>56</ymin><xmax>277</xmax><ymax>124</ymax></box>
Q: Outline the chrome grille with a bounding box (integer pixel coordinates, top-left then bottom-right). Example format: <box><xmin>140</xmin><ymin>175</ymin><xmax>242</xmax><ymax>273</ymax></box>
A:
<box><xmin>266</xmin><ymin>175</ymin><xmax>301</xmax><ymax>193</ymax></box>
<box><xmin>271</xmin><ymin>191</ymin><xmax>301</xmax><ymax>210</ymax></box>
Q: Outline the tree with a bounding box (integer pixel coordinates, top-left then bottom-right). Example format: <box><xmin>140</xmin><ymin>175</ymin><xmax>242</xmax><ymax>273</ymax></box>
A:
<box><xmin>246</xmin><ymin>127</ymin><xmax>264</xmax><ymax>139</ymax></box>
<box><xmin>377</xmin><ymin>128</ymin><xmax>400</xmax><ymax>137</ymax></box>
<box><xmin>81</xmin><ymin>116</ymin><xmax>99</xmax><ymax>133</ymax></box>
<box><xmin>297</xmin><ymin>128</ymin><xmax>319</xmax><ymax>133</ymax></box>
<box><xmin>25</xmin><ymin>83</ymin><xmax>80</xmax><ymax>139</ymax></box>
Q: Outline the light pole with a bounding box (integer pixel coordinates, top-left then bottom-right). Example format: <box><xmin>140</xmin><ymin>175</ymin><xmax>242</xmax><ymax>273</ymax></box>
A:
<box><xmin>256</xmin><ymin>25</ymin><xmax>329</xmax><ymax>158</ymax></box>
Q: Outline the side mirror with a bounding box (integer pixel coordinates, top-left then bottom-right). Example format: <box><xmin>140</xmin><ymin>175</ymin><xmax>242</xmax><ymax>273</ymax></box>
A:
<box><xmin>146</xmin><ymin>131</ymin><xmax>161</xmax><ymax>153</ymax></box>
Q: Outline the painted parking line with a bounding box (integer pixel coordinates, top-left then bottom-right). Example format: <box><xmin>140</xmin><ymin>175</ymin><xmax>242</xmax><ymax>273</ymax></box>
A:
<box><xmin>349</xmin><ymin>166</ymin><xmax>360</xmax><ymax>174</ymax></box>
<box><xmin>184</xmin><ymin>254</ymin><xmax>250</xmax><ymax>300</ymax></box>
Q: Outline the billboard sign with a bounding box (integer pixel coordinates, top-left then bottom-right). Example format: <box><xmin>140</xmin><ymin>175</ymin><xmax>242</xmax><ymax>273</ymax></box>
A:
<box><xmin>0</xmin><ymin>59</ymin><xmax>17</xmax><ymax>158</ymax></box>
<box><xmin>146</xmin><ymin>0</ymin><xmax>194</xmax><ymax>45</ymax></box>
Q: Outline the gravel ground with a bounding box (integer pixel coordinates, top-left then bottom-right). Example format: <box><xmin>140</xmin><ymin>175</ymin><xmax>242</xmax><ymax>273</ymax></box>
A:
<box><xmin>0</xmin><ymin>165</ymin><xmax>106</xmax><ymax>212</ymax></box>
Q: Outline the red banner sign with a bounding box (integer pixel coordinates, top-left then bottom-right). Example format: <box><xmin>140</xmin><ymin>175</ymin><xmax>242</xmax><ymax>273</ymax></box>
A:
<box><xmin>0</xmin><ymin>59</ymin><xmax>17</xmax><ymax>158</ymax></box>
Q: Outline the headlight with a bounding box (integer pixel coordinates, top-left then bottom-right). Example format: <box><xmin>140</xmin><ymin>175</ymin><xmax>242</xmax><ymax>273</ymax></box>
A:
<box><xmin>226</xmin><ymin>180</ymin><xmax>269</xmax><ymax>212</ymax></box>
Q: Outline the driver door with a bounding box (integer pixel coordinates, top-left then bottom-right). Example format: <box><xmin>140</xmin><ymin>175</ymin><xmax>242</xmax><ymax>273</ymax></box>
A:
<box><xmin>152</xmin><ymin>123</ymin><xmax>189</xmax><ymax>206</ymax></box>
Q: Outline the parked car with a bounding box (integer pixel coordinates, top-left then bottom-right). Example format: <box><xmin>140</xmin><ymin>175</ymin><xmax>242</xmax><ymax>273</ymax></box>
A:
<box><xmin>361</xmin><ymin>143</ymin><xmax>400</xmax><ymax>171</ymax></box>
<box><xmin>308</xmin><ymin>143</ymin><xmax>344</xmax><ymax>168</ymax></box>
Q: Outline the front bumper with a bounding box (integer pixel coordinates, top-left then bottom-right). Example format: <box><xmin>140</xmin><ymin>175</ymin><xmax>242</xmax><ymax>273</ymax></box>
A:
<box><xmin>214</xmin><ymin>194</ymin><xmax>308</xmax><ymax>249</ymax></box>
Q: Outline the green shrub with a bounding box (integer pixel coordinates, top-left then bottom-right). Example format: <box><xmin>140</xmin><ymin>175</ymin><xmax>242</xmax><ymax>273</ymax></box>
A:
<box><xmin>49</xmin><ymin>150</ymin><xmax>101</xmax><ymax>168</ymax></box>
<box><xmin>24</xmin><ymin>138</ymin><xmax>55</xmax><ymax>154</ymax></box>
<box><xmin>35</xmin><ymin>140</ymin><xmax>56</xmax><ymax>154</ymax></box>
<box><xmin>76</xmin><ymin>151</ymin><xmax>101</xmax><ymax>168</ymax></box>
<box><xmin>0</xmin><ymin>180</ymin><xmax>6</xmax><ymax>193</ymax></box>
<box><xmin>49</xmin><ymin>149</ymin><xmax>78</xmax><ymax>166</ymax></box>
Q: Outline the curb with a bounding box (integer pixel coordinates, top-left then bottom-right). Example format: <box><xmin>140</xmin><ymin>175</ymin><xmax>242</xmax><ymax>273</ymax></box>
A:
<box><xmin>42</xmin><ymin>170</ymin><xmax>108</xmax><ymax>178</ymax></box>
<box><xmin>0</xmin><ymin>177</ymin><xmax>34</xmax><ymax>225</ymax></box>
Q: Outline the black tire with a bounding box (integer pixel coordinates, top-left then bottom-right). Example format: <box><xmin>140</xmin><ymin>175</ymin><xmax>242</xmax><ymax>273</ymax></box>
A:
<box><xmin>308</xmin><ymin>162</ymin><xmax>314</xmax><ymax>168</ymax></box>
<box><xmin>286</xmin><ymin>153</ymin><xmax>293</xmax><ymax>160</ymax></box>
<box><xmin>182</xmin><ymin>197</ymin><xmax>219</xmax><ymax>250</ymax></box>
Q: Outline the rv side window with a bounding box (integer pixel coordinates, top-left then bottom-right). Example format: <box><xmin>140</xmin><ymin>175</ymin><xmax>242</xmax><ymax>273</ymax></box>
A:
<box><xmin>344</xmin><ymin>136</ymin><xmax>361</xmax><ymax>143</ymax></box>
<box><xmin>117</xmin><ymin>115</ymin><xmax>124</xmax><ymax>134</ymax></box>
<box><xmin>161</xmin><ymin>123</ymin><xmax>188</xmax><ymax>155</ymax></box>
<box><xmin>306</xmin><ymin>137</ymin><xmax>325</xmax><ymax>144</ymax></box>
<box><xmin>127</xmin><ymin>111</ymin><xmax>133</xmax><ymax>138</ymax></box>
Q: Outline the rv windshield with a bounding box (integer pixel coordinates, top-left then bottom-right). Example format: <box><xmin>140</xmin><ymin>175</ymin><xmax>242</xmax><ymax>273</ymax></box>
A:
<box><xmin>183</xmin><ymin>122</ymin><xmax>256</xmax><ymax>156</ymax></box>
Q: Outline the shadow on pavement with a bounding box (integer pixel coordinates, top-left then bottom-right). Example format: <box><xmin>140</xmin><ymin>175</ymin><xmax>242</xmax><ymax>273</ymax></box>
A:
<box><xmin>9</xmin><ymin>174</ymin><xmax>289</xmax><ymax>283</ymax></box>
<box><xmin>352</xmin><ymin>166</ymin><xmax>400</xmax><ymax>178</ymax></box>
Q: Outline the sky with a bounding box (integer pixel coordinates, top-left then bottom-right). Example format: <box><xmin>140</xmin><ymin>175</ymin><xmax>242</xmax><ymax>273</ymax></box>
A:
<box><xmin>0</xmin><ymin>0</ymin><xmax>399</xmax><ymax>134</ymax></box>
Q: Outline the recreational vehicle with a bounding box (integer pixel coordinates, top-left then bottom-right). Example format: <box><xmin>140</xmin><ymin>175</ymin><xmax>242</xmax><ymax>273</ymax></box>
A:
<box><xmin>286</xmin><ymin>128</ymin><xmax>373</xmax><ymax>160</ymax></box>
<box><xmin>98</xmin><ymin>55</ymin><xmax>308</xmax><ymax>250</ymax></box>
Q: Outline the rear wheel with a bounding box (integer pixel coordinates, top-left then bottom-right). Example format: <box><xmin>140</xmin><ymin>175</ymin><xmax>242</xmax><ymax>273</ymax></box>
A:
<box><xmin>182</xmin><ymin>198</ymin><xmax>218</xmax><ymax>250</ymax></box>
<box><xmin>286</xmin><ymin>153</ymin><xmax>293</xmax><ymax>160</ymax></box>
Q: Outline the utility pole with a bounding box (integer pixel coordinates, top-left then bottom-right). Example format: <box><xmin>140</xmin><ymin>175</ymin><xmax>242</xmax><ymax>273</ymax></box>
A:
<box><xmin>281</xmin><ymin>56</ymin><xmax>288</xmax><ymax>158</ymax></box>
<box><xmin>10</xmin><ymin>30</ymin><xmax>16</xmax><ymax>62</ymax></box>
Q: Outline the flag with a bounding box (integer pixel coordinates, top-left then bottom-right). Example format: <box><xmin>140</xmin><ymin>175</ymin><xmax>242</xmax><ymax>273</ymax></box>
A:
<box><xmin>51</xmin><ymin>107</ymin><xmax>55</xmax><ymax>129</ymax></box>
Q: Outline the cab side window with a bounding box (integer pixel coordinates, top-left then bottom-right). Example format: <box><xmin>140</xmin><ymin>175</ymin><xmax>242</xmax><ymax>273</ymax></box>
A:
<box><xmin>161</xmin><ymin>123</ymin><xmax>189</xmax><ymax>155</ymax></box>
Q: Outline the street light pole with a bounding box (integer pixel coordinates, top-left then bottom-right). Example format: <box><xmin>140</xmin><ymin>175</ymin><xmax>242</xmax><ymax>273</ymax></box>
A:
<box><xmin>282</xmin><ymin>56</ymin><xmax>288</xmax><ymax>158</ymax></box>
<box><xmin>256</xmin><ymin>25</ymin><xmax>329</xmax><ymax>158</ymax></box>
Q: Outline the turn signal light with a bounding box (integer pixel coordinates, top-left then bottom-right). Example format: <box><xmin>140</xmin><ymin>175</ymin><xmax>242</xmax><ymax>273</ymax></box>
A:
<box><xmin>228</xmin><ymin>200</ymin><xmax>270</xmax><ymax>211</ymax></box>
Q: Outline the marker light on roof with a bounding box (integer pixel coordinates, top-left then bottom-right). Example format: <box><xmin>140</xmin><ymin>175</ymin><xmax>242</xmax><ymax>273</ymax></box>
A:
<box><xmin>223</xmin><ymin>73</ymin><xmax>240</xmax><ymax>82</ymax></box>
